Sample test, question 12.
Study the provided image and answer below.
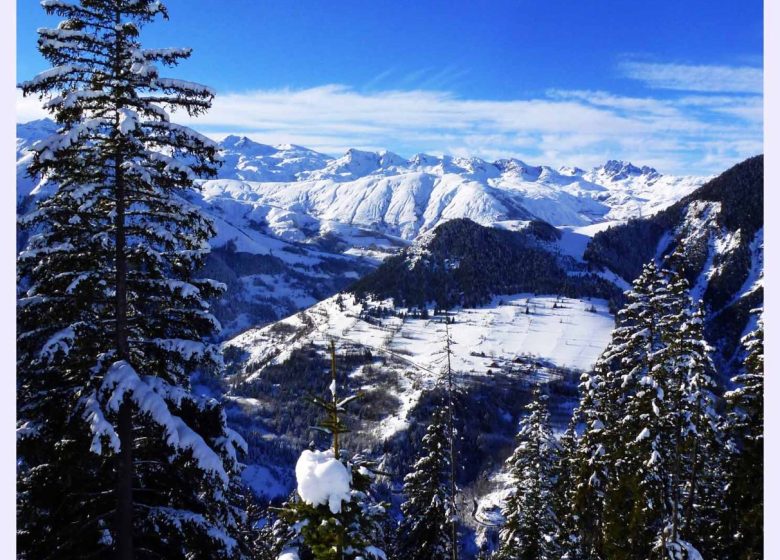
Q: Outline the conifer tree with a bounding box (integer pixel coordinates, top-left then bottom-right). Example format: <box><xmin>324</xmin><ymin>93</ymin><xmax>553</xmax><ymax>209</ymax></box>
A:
<box><xmin>496</xmin><ymin>386</ymin><xmax>560</xmax><ymax>560</ymax></box>
<box><xmin>442</xmin><ymin>321</ymin><xmax>461</xmax><ymax>559</ymax></box>
<box><xmin>17</xmin><ymin>1</ymin><xmax>248</xmax><ymax>558</ymax></box>
<box><xmin>566</xmin><ymin>262</ymin><xmax>666</xmax><ymax>559</ymax></box>
<box><xmin>397</xmin><ymin>406</ymin><xmax>455</xmax><ymax>560</ymax></box>
<box><xmin>603</xmin><ymin>267</ymin><xmax>718</xmax><ymax>559</ymax></box>
<box><xmin>603</xmin><ymin>267</ymin><xmax>687</xmax><ymax>559</ymax></box>
<box><xmin>566</xmin><ymin>262</ymin><xmax>723</xmax><ymax>559</ymax></box>
<box><xmin>277</xmin><ymin>341</ymin><xmax>387</xmax><ymax>560</ymax></box>
<box><xmin>551</xmin><ymin>423</ymin><xmax>583</xmax><ymax>559</ymax></box>
<box><xmin>721</xmin><ymin>312</ymin><xmax>763</xmax><ymax>559</ymax></box>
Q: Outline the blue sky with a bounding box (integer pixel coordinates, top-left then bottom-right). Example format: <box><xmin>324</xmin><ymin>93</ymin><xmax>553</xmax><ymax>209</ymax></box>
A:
<box><xmin>17</xmin><ymin>0</ymin><xmax>763</xmax><ymax>175</ymax></box>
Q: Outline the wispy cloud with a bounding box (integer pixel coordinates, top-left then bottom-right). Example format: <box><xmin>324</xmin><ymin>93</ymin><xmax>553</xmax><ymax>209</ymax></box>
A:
<box><xmin>620</xmin><ymin>61</ymin><xmax>763</xmax><ymax>94</ymax></box>
<box><xmin>17</xmin><ymin>78</ymin><xmax>762</xmax><ymax>175</ymax></box>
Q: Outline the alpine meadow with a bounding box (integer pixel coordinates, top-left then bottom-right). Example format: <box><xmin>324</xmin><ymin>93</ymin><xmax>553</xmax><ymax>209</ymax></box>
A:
<box><xmin>15</xmin><ymin>1</ymin><xmax>764</xmax><ymax>559</ymax></box>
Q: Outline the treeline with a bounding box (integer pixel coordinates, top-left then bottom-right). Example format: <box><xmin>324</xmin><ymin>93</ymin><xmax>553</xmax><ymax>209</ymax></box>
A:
<box><xmin>350</xmin><ymin>218</ymin><xmax>621</xmax><ymax>310</ymax></box>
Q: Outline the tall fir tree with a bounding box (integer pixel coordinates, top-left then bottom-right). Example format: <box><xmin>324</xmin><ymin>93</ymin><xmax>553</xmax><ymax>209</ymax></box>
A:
<box><xmin>564</xmin><ymin>262</ymin><xmax>723</xmax><ymax>559</ymax></box>
<box><xmin>566</xmin><ymin>262</ymin><xmax>666</xmax><ymax>559</ymax></box>
<box><xmin>551</xmin><ymin>422</ymin><xmax>584</xmax><ymax>559</ymax></box>
<box><xmin>603</xmin><ymin>267</ymin><xmax>688</xmax><ymax>559</ymax></box>
<box><xmin>17</xmin><ymin>1</ymin><xmax>249</xmax><ymax>558</ymax></box>
<box><xmin>443</xmin><ymin>320</ymin><xmax>461</xmax><ymax>559</ymax></box>
<box><xmin>277</xmin><ymin>341</ymin><xmax>387</xmax><ymax>560</ymax></box>
<box><xmin>496</xmin><ymin>386</ymin><xmax>560</xmax><ymax>560</ymax></box>
<box><xmin>721</xmin><ymin>312</ymin><xmax>763</xmax><ymax>559</ymax></box>
<box><xmin>397</xmin><ymin>406</ymin><xmax>455</xmax><ymax>560</ymax></box>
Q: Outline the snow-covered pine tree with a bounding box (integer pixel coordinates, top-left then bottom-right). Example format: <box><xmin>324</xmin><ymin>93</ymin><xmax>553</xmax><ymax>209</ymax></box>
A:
<box><xmin>565</xmin><ymin>262</ymin><xmax>666</xmax><ymax>559</ymax></box>
<box><xmin>668</xmin><ymin>304</ymin><xmax>721</xmax><ymax>559</ymax></box>
<box><xmin>721</xmin><ymin>311</ymin><xmax>763</xmax><ymax>559</ymax></box>
<box><xmin>442</xmin><ymin>320</ymin><xmax>461</xmax><ymax>559</ymax></box>
<box><xmin>496</xmin><ymin>386</ymin><xmax>560</xmax><ymax>560</ymax></box>
<box><xmin>551</xmin><ymin>423</ymin><xmax>584</xmax><ymax>559</ymax></box>
<box><xmin>397</xmin><ymin>406</ymin><xmax>455</xmax><ymax>560</ymax></box>
<box><xmin>597</xmin><ymin>266</ymin><xmax>720</xmax><ymax>560</ymax></box>
<box><xmin>564</xmin><ymin>369</ymin><xmax>611</xmax><ymax>560</ymax></box>
<box><xmin>597</xmin><ymin>263</ymin><xmax>677</xmax><ymax>560</ymax></box>
<box><xmin>17</xmin><ymin>1</ymin><xmax>249</xmax><ymax>558</ymax></box>
<box><xmin>277</xmin><ymin>341</ymin><xmax>387</xmax><ymax>560</ymax></box>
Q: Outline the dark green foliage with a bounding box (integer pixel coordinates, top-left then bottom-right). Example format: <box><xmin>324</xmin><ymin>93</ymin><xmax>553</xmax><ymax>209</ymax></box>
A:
<box><xmin>585</xmin><ymin>155</ymin><xmax>763</xmax><ymax>282</ymax></box>
<box><xmin>275</xmin><ymin>358</ymin><xmax>388</xmax><ymax>560</ymax></box>
<box><xmin>559</xmin><ymin>263</ymin><xmax>725</xmax><ymax>560</ymax></box>
<box><xmin>584</xmin><ymin>155</ymin><xmax>764</xmax><ymax>371</ymax></box>
<box><xmin>397</xmin><ymin>407</ymin><xmax>455</xmax><ymax>560</ymax></box>
<box><xmin>351</xmin><ymin>218</ymin><xmax>620</xmax><ymax>309</ymax></box>
<box><xmin>720</xmin><ymin>313</ymin><xmax>763</xmax><ymax>559</ymax></box>
<box><xmin>496</xmin><ymin>386</ymin><xmax>560</xmax><ymax>560</ymax></box>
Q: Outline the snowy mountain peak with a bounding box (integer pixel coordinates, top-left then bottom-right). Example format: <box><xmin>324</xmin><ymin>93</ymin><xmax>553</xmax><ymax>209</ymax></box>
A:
<box><xmin>408</xmin><ymin>153</ymin><xmax>441</xmax><ymax>168</ymax></box>
<box><xmin>597</xmin><ymin>160</ymin><xmax>659</xmax><ymax>181</ymax></box>
<box><xmin>494</xmin><ymin>158</ymin><xmax>540</xmax><ymax>176</ymax></box>
<box><xmin>377</xmin><ymin>149</ymin><xmax>407</xmax><ymax>168</ymax></box>
<box><xmin>219</xmin><ymin>134</ymin><xmax>278</xmax><ymax>156</ymax></box>
<box><xmin>216</xmin><ymin>133</ymin><xmax>332</xmax><ymax>183</ymax></box>
<box><xmin>558</xmin><ymin>165</ymin><xmax>585</xmax><ymax>176</ymax></box>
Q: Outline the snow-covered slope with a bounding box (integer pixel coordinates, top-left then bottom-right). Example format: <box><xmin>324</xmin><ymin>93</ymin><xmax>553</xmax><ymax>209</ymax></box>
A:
<box><xmin>17</xmin><ymin>119</ymin><xmax>704</xmax><ymax>248</ymax></box>
<box><xmin>202</xmin><ymin>150</ymin><xmax>706</xmax><ymax>242</ymax></box>
<box><xmin>217</xmin><ymin>135</ymin><xmax>332</xmax><ymax>182</ymax></box>
<box><xmin>221</xmin><ymin>292</ymin><xmax>615</xmax><ymax>498</ymax></box>
<box><xmin>15</xmin><ymin>121</ymin><xmax>383</xmax><ymax>337</ymax></box>
<box><xmin>586</xmin><ymin>155</ymin><xmax>764</xmax><ymax>370</ymax></box>
<box><xmin>16</xmin><ymin>119</ymin><xmax>58</xmax><ymax>203</ymax></box>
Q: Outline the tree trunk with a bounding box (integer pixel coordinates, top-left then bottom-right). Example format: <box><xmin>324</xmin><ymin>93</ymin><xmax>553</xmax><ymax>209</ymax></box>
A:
<box><xmin>113</xmin><ymin>9</ymin><xmax>133</xmax><ymax>553</ymax></box>
<box><xmin>445</xmin><ymin>322</ymin><xmax>458</xmax><ymax>560</ymax></box>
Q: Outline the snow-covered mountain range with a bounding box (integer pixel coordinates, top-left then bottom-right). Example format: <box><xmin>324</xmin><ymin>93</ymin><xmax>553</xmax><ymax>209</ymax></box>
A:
<box><xmin>203</xmin><ymin>135</ymin><xmax>706</xmax><ymax>242</ymax></box>
<box><xmin>17</xmin><ymin>118</ymin><xmax>706</xmax><ymax>335</ymax></box>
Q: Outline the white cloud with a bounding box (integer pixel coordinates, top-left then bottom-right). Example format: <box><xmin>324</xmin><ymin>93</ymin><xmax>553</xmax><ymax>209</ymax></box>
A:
<box><xmin>16</xmin><ymin>80</ymin><xmax>763</xmax><ymax>176</ymax></box>
<box><xmin>620</xmin><ymin>61</ymin><xmax>763</xmax><ymax>94</ymax></box>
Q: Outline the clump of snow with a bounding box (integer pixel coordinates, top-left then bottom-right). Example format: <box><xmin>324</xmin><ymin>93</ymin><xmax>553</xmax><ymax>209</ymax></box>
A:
<box><xmin>101</xmin><ymin>360</ymin><xmax>230</xmax><ymax>484</ymax></box>
<box><xmin>329</xmin><ymin>378</ymin><xmax>337</xmax><ymax>397</ymax></box>
<box><xmin>277</xmin><ymin>550</ymin><xmax>300</xmax><ymax>560</ymax></box>
<box><xmin>295</xmin><ymin>449</ymin><xmax>351</xmax><ymax>514</ymax></box>
<box><xmin>362</xmin><ymin>545</ymin><xmax>388</xmax><ymax>559</ymax></box>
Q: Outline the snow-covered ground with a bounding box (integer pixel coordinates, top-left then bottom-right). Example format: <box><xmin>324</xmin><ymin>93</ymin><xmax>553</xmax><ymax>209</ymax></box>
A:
<box><xmin>224</xmin><ymin>292</ymin><xmax>615</xmax><ymax>441</ymax></box>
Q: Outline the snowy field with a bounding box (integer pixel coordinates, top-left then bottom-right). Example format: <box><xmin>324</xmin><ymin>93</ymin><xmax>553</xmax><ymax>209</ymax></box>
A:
<box><xmin>224</xmin><ymin>292</ymin><xmax>615</xmax><ymax>441</ymax></box>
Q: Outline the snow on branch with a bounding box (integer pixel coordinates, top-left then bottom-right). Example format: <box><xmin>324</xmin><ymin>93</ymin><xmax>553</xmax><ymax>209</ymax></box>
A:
<box><xmin>19</xmin><ymin>63</ymin><xmax>87</xmax><ymax>90</ymax></box>
<box><xmin>40</xmin><ymin>0</ymin><xmax>78</xmax><ymax>10</ymax></box>
<box><xmin>101</xmin><ymin>360</ymin><xmax>229</xmax><ymax>484</ymax></box>
<box><xmin>147</xmin><ymin>506</ymin><xmax>238</xmax><ymax>553</ymax></box>
<box><xmin>144</xmin><ymin>337</ymin><xmax>218</xmax><ymax>362</ymax></box>
<box><xmin>118</xmin><ymin>108</ymin><xmax>140</xmax><ymax>135</ymax></box>
<box><xmin>82</xmin><ymin>391</ymin><xmax>121</xmax><ymax>454</ymax></box>
<box><xmin>31</xmin><ymin>119</ymin><xmax>107</xmax><ymax>161</ymax></box>
<box><xmin>154</xmin><ymin>77</ymin><xmax>215</xmax><ymax>97</ymax></box>
<box><xmin>295</xmin><ymin>449</ymin><xmax>352</xmax><ymax>514</ymax></box>
<box><xmin>16</xmin><ymin>421</ymin><xmax>41</xmax><ymax>441</ymax></box>
<box><xmin>139</xmin><ymin>47</ymin><xmax>192</xmax><ymax>66</ymax></box>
